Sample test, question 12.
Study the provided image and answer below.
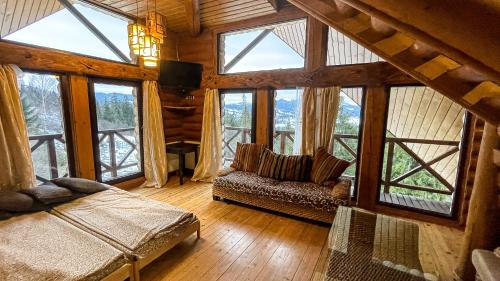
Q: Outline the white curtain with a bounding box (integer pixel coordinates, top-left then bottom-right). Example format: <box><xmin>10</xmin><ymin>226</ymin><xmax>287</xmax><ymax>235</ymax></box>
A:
<box><xmin>192</xmin><ymin>88</ymin><xmax>222</xmax><ymax>182</ymax></box>
<box><xmin>300</xmin><ymin>86</ymin><xmax>341</xmax><ymax>155</ymax></box>
<box><xmin>0</xmin><ymin>65</ymin><xmax>36</xmax><ymax>190</ymax></box>
<box><xmin>141</xmin><ymin>81</ymin><xmax>168</xmax><ymax>188</ymax></box>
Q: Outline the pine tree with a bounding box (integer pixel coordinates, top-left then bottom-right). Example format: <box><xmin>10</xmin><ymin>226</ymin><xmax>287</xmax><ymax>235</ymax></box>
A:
<box><xmin>20</xmin><ymin>92</ymin><xmax>40</xmax><ymax>133</ymax></box>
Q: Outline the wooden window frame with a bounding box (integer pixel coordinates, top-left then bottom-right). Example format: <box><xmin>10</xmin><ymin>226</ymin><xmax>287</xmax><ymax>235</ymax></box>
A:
<box><xmin>376</xmin><ymin>85</ymin><xmax>472</xmax><ymax>219</ymax></box>
<box><xmin>20</xmin><ymin>69</ymin><xmax>76</xmax><ymax>180</ymax></box>
<box><xmin>87</xmin><ymin>78</ymin><xmax>144</xmax><ymax>184</ymax></box>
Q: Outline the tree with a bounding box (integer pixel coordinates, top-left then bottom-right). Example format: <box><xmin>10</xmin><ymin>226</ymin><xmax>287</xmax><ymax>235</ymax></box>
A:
<box><xmin>20</xmin><ymin>90</ymin><xmax>40</xmax><ymax>133</ymax></box>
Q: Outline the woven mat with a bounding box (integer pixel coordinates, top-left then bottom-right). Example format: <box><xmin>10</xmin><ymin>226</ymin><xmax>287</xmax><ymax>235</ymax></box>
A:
<box><xmin>325</xmin><ymin>207</ymin><xmax>434</xmax><ymax>281</ymax></box>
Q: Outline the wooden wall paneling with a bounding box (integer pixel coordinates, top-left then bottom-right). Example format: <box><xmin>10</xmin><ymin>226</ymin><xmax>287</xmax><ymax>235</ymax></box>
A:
<box><xmin>255</xmin><ymin>87</ymin><xmax>274</xmax><ymax>147</ymax></box>
<box><xmin>356</xmin><ymin>86</ymin><xmax>388</xmax><ymax>210</ymax></box>
<box><xmin>456</xmin><ymin>122</ymin><xmax>500</xmax><ymax>280</ymax></box>
<box><xmin>67</xmin><ymin>75</ymin><xmax>95</xmax><ymax>180</ymax></box>
<box><xmin>0</xmin><ymin>40</ymin><xmax>158</xmax><ymax>80</ymax></box>
<box><xmin>184</xmin><ymin>0</ymin><xmax>201</xmax><ymax>36</ymax></box>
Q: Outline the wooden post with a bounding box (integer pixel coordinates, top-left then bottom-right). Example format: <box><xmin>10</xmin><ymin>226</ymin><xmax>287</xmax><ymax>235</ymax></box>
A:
<box><xmin>305</xmin><ymin>16</ymin><xmax>328</xmax><ymax>72</ymax></box>
<box><xmin>455</xmin><ymin>123</ymin><xmax>500</xmax><ymax>281</ymax></box>
<box><xmin>67</xmin><ymin>75</ymin><xmax>96</xmax><ymax>180</ymax></box>
<box><xmin>356</xmin><ymin>86</ymin><xmax>389</xmax><ymax>210</ymax></box>
<box><xmin>256</xmin><ymin>88</ymin><xmax>273</xmax><ymax>147</ymax></box>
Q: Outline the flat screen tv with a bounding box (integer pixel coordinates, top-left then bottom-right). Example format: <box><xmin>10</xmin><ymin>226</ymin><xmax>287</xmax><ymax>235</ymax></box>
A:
<box><xmin>159</xmin><ymin>60</ymin><xmax>202</xmax><ymax>91</ymax></box>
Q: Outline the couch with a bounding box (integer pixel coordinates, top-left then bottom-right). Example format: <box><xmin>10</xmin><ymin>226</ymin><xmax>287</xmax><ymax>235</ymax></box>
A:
<box><xmin>213</xmin><ymin>168</ymin><xmax>351</xmax><ymax>223</ymax></box>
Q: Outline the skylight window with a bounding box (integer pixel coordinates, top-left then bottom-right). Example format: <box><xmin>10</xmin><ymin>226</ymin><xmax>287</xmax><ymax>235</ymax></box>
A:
<box><xmin>4</xmin><ymin>2</ymin><xmax>131</xmax><ymax>63</ymax></box>
<box><xmin>219</xmin><ymin>19</ymin><xmax>307</xmax><ymax>74</ymax></box>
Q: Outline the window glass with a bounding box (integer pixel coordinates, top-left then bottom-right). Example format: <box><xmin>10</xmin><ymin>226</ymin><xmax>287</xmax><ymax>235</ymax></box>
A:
<box><xmin>327</xmin><ymin>26</ymin><xmax>383</xmax><ymax>65</ymax></box>
<box><xmin>91</xmin><ymin>82</ymin><xmax>142</xmax><ymax>182</ymax></box>
<box><xmin>273</xmin><ymin>88</ymin><xmax>303</xmax><ymax>155</ymax></box>
<box><xmin>4</xmin><ymin>3</ymin><xmax>130</xmax><ymax>62</ymax></box>
<box><xmin>379</xmin><ymin>86</ymin><xmax>467</xmax><ymax>216</ymax></box>
<box><xmin>219</xmin><ymin>19</ymin><xmax>306</xmax><ymax>74</ymax></box>
<box><xmin>221</xmin><ymin>91</ymin><xmax>255</xmax><ymax>166</ymax></box>
<box><xmin>18</xmin><ymin>72</ymin><xmax>71</xmax><ymax>183</ymax></box>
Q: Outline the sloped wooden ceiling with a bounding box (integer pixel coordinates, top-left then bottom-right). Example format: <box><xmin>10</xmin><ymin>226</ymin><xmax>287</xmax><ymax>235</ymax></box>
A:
<box><xmin>0</xmin><ymin>0</ymin><xmax>66</xmax><ymax>38</ymax></box>
<box><xmin>287</xmin><ymin>0</ymin><xmax>500</xmax><ymax>125</ymax></box>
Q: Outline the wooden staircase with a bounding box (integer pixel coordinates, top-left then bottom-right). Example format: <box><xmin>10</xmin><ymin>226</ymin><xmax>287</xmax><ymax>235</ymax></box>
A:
<box><xmin>287</xmin><ymin>0</ymin><xmax>500</xmax><ymax>125</ymax></box>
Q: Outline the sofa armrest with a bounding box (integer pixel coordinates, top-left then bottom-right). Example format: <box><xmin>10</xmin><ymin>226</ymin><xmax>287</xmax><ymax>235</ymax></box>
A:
<box><xmin>217</xmin><ymin>167</ymin><xmax>236</xmax><ymax>177</ymax></box>
<box><xmin>326</xmin><ymin>179</ymin><xmax>352</xmax><ymax>206</ymax></box>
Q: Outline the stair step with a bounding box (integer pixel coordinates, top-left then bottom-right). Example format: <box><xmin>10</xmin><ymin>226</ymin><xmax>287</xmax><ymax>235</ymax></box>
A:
<box><xmin>415</xmin><ymin>55</ymin><xmax>461</xmax><ymax>80</ymax></box>
<box><xmin>462</xmin><ymin>81</ymin><xmax>500</xmax><ymax>105</ymax></box>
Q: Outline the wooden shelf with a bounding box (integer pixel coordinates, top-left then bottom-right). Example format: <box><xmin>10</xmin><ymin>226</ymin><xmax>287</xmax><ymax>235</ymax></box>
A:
<box><xmin>163</xmin><ymin>106</ymin><xmax>196</xmax><ymax>111</ymax></box>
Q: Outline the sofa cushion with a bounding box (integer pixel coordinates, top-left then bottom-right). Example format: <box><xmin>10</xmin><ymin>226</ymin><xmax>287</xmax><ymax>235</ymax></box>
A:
<box><xmin>51</xmin><ymin>177</ymin><xmax>110</xmax><ymax>194</ymax></box>
<box><xmin>231</xmin><ymin>143</ymin><xmax>265</xmax><ymax>173</ymax></box>
<box><xmin>214</xmin><ymin>171</ymin><xmax>348</xmax><ymax>212</ymax></box>
<box><xmin>21</xmin><ymin>182</ymin><xmax>74</xmax><ymax>204</ymax></box>
<box><xmin>0</xmin><ymin>190</ymin><xmax>33</xmax><ymax>212</ymax></box>
<box><xmin>311</xmin><ymin>147</ymin><xmax>350</xmax><ymax>185</ymax></box>
<box><xmin>257</xmin><ymin>149</ymin><xmax>312</xmax><ymax>181</ymax></box>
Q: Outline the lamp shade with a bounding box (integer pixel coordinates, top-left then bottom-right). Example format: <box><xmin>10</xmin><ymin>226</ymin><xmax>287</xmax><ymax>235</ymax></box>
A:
<box><xmin>128</xmin><ymin>23</ymin><xmax>146</xmax><ymax>55</ymax></box>
<box><xmin>140</xmin><ymin>34</ymin><xmax>160</xmax><ymax>67</ymax></box>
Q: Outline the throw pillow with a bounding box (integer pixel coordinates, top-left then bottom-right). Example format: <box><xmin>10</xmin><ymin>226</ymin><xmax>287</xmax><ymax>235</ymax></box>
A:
<box><xmin>330</xmin><ymin>180</ymin><xmax>351</xmax><ymax>202</ymax></box>
<box><xmin>51</xmin><ymin>177</ymin><xmax>110</xmax><ymax>194</ymax></box>
<box><xmin>231</xmin><ymin>143</ymin><xmax>265</xmax><ymax>173</ymax></box>
<box><xmin>257</xmin><ymin>149</ymin><xmax>312</xmax><ymax>181</ymax></box>
<box><xmin>310</xmin><ymin>147</ymin><xmax>350</xmax><ymax>185</ymax></box>
<box><xmin>0</xmin><ymin>190</ymin><xmax>33</xmax><ymax>212</ymax></box>
<box><xmin>21</xmin><ymin>182</ymin><xmax>74</xmax><ymax>204</ymax></box>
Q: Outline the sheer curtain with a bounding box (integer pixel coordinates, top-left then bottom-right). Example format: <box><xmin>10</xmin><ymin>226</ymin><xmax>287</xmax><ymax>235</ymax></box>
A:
<box><xmin>142</xmin><ymin>81</ymin><xmax>168</xmax><ymax>188</ymax></box>
<box><xmin>300</xmin><ymin>86</ymin><xmax>341</xmax><ymax>155</ymax></box>
<box><xmin>0</xmin><ymin>65</ymin><xmax>36</xmax><ymax>190</ymax></box>
<box><xmin>192</xmin><ymin>88</ymin><xmax>222</xmax><ymax>182</ymax></box>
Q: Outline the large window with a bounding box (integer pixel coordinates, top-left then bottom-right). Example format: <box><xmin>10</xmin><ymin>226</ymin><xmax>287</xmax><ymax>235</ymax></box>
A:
<box><xmin>4</xmin><ymin>2</ymin><xmax>131</xmax><ymax>63</ymax></box>
<box><xmin>89</xmin><ymin>80</ymin><xmax>143</xmax><ymax>183</ymax></box>
<box><xmin>221</xmin><ymin>90</ymin><xmax>256</xmax><ymax>166</ymax></box>
<box><xmin>18</xmin><ymin>72</ymin><xmax>73</xmax><ymax>183</ymax></box>
<box><xmin>219</xmin><ymin>19</ymin><xmax>306</xmax><ymax>74</ymax></box>
<box><xmin>378</xmin><ymin>86</ymin><xmax>468</xmax><ymax>216</ymax></box>
<box><xmin>273</xmin><ymin>88</ymin><xmax>303</xmax><ymax>155</ymax></box>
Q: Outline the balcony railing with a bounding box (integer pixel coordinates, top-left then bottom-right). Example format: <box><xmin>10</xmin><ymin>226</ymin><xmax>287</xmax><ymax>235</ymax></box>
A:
<box><xmin>222</xmin><ymin>126</ymin><xmax>252</xmax><ymax>164</ymax></box>
<box><xmin>30</xmin><ymin>128</ymin><xmax>139</xmax><ymax>183</ymax></box>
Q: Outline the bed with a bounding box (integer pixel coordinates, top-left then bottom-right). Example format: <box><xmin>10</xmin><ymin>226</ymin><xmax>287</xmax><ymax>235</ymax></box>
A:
<box><xmin>50</xmin><ymin>187</ymin><xmax>200</xmax><ymax>280</ymax></box>
<box><xmin>0</xmin><ymin>211</ymin><xmax>132</xmax><ymax>281</ymax></box>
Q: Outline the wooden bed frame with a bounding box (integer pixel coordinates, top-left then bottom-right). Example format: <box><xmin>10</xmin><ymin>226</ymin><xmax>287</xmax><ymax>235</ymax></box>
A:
<box><xmin>132</xmin><ymin>219</ymin><xmax>201</xmax><ymax>281</ymax></box>
<box><xmin>102</xmin><ymin>263</ymin><xmax>134</xmax><ymax>281</ymax></box>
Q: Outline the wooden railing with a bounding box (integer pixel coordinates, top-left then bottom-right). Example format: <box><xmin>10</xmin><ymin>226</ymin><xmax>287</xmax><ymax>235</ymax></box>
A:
<box><xmin>30</xmin><ymin>133</ymin><xmax>67</xmax><ymax>182</ymax></box>
<box><xmin>273</xmin><ymin>130</ymin><xmax>295</xmax><ymax>154</ymax></box>
<box><xmin>222</xmin><ymin>126</ymin><xmax>252</xmax><ymax>164</ymax></box>
<box><xmin>381</xmin><ymin>137</ymin><xmax>460</xmax><ymax>196</ymax></box>
<box><xmin>97</xmin><ymin>128</ymin><xmax>138</xmax><ymax>178</ymax></box>
<box><xmin>30</xmin><ymin>128</ymin><xmax>138</xmax><ymax>182</ymax></box>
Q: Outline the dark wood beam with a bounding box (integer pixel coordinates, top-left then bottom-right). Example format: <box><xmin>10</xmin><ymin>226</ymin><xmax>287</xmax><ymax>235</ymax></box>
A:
<box><xmin>58</xmin><ymin>0</ymin><xmax>131</xmax><ymax>63</ymax></box>
<box><xmin>223</xmin><ymin>29</ymin><xmax>274</xmax><ymax>73</ymax></box>
<box><xmin>185</xmin><ymin>0</ymin><xmax>201</xmax><ymax>36</ymax></box>
<box><xmin>207</xmin><ymin>62</ymin><xmax>416</xmax><ymax>88</ymax></box>
<box><xmin>78</xmin><ymin>0</ymin><xmax>136</xmax><ymax>21</ymax></box>
<box><xmin>0</xmin><ymin>40</ymin><xmax>157</xmax><ymax>80</ymax></box>
<box><xmin>267</xmin><ymin>0</ymin><xmax>280</xmax><ymax>11</ymax></box>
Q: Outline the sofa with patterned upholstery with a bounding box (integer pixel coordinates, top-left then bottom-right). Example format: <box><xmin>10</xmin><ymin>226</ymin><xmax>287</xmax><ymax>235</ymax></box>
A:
<box><xmin>212</xmin><ymin>169</ymin><xmax>351</xmax><ymax>223</ymax></box>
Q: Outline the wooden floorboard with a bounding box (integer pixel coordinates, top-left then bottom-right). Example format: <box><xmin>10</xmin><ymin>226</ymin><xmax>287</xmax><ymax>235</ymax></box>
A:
<box><xmin>131</xmin><ymin>177</ymin><xmax>463</xmax><ymax>281</ymax></box>
<box><xmin>379</xmin><ymin>192</ymin><xmax>452</xmax><ymax>215</ymax></box>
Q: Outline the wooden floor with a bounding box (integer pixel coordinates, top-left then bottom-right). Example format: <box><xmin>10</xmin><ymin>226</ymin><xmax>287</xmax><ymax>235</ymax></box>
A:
<box><xmin>131</xmin><ymin>177</ymin><xmax>464</xmax><ymax>281</ymax></box>
<box><xmin>379</xmin><ymin>192</ymin><xmax>452</xmax><ymax>215</ymax></box>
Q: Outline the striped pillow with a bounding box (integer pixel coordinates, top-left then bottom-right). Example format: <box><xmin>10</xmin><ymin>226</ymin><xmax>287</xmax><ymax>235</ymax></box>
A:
<box><xmin>257</xmin><ymin>149</ymin><xmax>312</xmax><ymax>181</ymax></box>
<box><xmin>310</xmin><ymin>147</ymin><xmax>350</xmax><ymax>185</ymax></box>
<box><xmin>230</xmin><ymin>143</ymin><xmax>265</xmax><ymax>173</ymax></box>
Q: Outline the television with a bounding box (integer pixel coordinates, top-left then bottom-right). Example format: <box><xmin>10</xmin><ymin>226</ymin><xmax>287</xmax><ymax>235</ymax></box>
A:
<box><xmin>159</xmin><ymin>60</ymin><xmax>202</xmax><ymax>91</ymax></box>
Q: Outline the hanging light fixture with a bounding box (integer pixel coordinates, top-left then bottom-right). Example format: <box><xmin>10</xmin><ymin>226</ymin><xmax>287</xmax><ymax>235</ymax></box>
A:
<box><xmin>138</xmin><ymin>0</ymin><xmax>163</xmax><ymax>67</ymax></box>
<box><xmin>128</xmin><ymin>0</ymin><xmax>146</xmax><ymax>56</ymax></box>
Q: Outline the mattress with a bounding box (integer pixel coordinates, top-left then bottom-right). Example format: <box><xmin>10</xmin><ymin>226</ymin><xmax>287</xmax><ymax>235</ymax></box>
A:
<box><xmin>51</xmin><ymin>187</ymin><xmax>198</xmax><ymax>259</ymax></box>
<box><xmin>0</xmin><ymin>212</ymin><xmax>128</xmax><ymax>281</ymax></box>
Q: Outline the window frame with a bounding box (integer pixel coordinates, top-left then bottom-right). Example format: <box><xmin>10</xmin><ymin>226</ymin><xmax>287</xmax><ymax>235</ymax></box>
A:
<box><xmin>216</xmin><ymin>17</ymin><xmax>308</xmax><ymax>75</ymax></box>
<box><xmin>19</xmin><ymin>69</ymin><xmax>76</xmax><ymax>180</ymax></box>
<box><xmin>376</xmin><ymin>84</ymin><xmax>471</xmax><ymax>218</ymax></box>
<box><xmin>87</xmin><ymin>77</ymin><xmax>144</xmax><ymax>184</ymax></box>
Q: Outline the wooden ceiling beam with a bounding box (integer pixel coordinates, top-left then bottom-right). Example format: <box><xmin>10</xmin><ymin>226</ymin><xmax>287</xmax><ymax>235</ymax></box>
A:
<box><xmin>184</xmin><ymin>0</ymin><xmax>201</xmax><ymax>36</ymax></box>
<box><xmin>267</xmin><ymin>0</ymin><xmax>280</xmax><ymax>12</ymax></box>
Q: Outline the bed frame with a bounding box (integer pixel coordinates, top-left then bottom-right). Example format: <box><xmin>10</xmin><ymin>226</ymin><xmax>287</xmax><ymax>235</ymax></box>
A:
<box><xmin>132</xmin><ymin>219</ymin><xmax>201</xmax><ymax>281</ymax></box>
<box><xmin>102</xmin><ymin>263</ymin><xmax>134</xmax><ymax>281</ymax></box>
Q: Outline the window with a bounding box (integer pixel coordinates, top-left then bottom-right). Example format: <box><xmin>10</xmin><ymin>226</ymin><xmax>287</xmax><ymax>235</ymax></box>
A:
<box><xmin>89</xmin><ymin>80</ymin><xmax>143</xmax><ymax>183</ymax></box>
<box><xmin>18</xmin><ymin>72</ymin><xmax>73</xmax><ymax>183</ymax></box>
<box><xmin>219</xmin><ymin>19</ymin><xmax>306</xmax><ymax>74</ymax></box>
<box><xmin>4</xmin><ymin>2</ymin><xmax>131</xmax><ymax>63</ymax></box>
<box><xmin>273</xmin><ymin>88</ymin><xmax>303</xmax><ymax>155</ymax></box>
<box><xmin>332</xmin><ymin>88</ymin><xmax>364</xmax><ymax>196</ymax></box>
<box><xmin>221</xmin><ymin>90</ymin><xmax>256</xmax><ymax>166</ymax></box>
<box><xmin>327</xmin><ymin>26</ymin><xmax>383</xmax><ymax>66</ymax></box>
<box><xmin>378</xmin><ymin>86</ymin><xmax>468</xmax><ymax>216</ymax></box>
